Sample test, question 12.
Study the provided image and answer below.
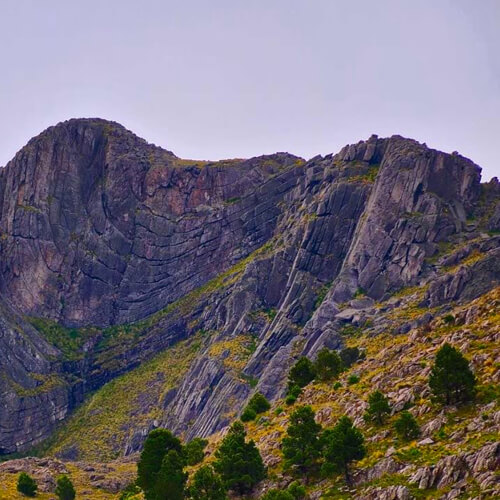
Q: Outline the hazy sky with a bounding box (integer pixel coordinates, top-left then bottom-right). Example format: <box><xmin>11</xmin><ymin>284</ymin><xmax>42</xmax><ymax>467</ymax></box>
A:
<box><xmin>1</xmin><ymin>1</ymin><xmax>499</xmax><ymax>180</ymax></box>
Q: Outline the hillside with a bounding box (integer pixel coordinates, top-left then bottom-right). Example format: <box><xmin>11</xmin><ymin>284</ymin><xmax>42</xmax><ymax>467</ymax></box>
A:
<box><xmin>0</xmin><ymin>118</ymin><xmax>499</xmax><ymax>498</ymax></box>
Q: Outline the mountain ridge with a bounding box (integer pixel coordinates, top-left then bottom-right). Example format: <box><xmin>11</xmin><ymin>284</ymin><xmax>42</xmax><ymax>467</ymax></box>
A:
<box><xmin>0</xmin><ymin>119</ymin><xmax>498</xmax><ymax>497</ymax></box>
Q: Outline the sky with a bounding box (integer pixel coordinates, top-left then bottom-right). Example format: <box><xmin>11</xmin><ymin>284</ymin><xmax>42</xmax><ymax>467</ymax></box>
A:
<box><xmin>0</xmin><ymin>0</ymin><xmax>499</xmax><ymax>180</ymax></box>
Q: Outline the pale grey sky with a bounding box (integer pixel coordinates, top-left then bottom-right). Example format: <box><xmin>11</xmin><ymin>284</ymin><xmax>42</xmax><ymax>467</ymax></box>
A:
<box><xmin>1</xmin><ymin>0</ymin><xmax>499</xmax><ymax>180</ymax></box>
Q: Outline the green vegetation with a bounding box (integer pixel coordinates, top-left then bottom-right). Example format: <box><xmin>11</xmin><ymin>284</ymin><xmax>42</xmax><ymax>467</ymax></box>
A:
<box><xmin>288</xmin><ymin>357</ymin><xmax>316</xmax><ymax>390</ymax></box>
<box><xmin>55</xmin><ymin>475</ymin><xmax>75</xmax><ymax>500</ymax></box>
<box><xmin>214</xmin><ymin>421</ymin><xmax>266</xmax><ymax>495</ymax></box>
<box><xmin>394</xmin><ymin>411</ymin><xmax>420</xmax><ymax>441</ymax></box>
<box><xmin>363</xmin><ymin>391</ymin><xmax>391</xmax><ymax>425</ymax></box>
<box><xmin>313</xmin><ymin>348</ymin><xmax>344</xmax><ymax>382</ymax></box>
<box><xmin>339</xmin><ymin>346</ymin><xmax>364</xmax><ymax>368</ymax></box>
<box><xmin>282</xmin><ymin>406</ymin><xmax>322</xmax><ymax>477</ymax></box>
<box><xmin>137</xmin><ymin>429</ymin><xmax>183</xmax><ymax>496</ymax></box>
<box><xmin>321</xmin><ymin>416</ymin><xmax>365</xmax><ymax>485</ymax></box>
<box><xmin>241</xmin><ymin>393</ymin><xmax>271</xmax><ymax>422</ymax></box>
<box><xmin>184</xmin><ymin>438</ymin><xmax>208</xmax><ymax>466</ymax></box>
<box><xmin>16</xmin><ymin>473</ymin><xmax>37</xmax><ymax>497</ymax></box>
<box><xmin>188</xmin><ymin>466</ymin><xmax>227</xmax><ymax>500</ymax></box>
<box><xmin>46</xmin><ymin>336</ymin><xmax>200</xmax><ymax>461</ymax></box>
<box><xmin>429</xmin><ymin>343</ymin><xmax>476</xmax><ymax>405</ymax></box>
<box><xmin>152</xmin><ymin>450</ymin><xmax>186</xmax><ymax>500</ymax></box>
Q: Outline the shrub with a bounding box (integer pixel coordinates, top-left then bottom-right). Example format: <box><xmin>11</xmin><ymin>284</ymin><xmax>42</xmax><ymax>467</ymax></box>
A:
<box><xmin>184</xmin><ymin>437</ymin><xmax>208</xmax><ymax>466</ymax></box>
<box><xmin>275</xmin><ymin>406</ymin><xmax>284</xmax><ymax>415</ymax></box>
<box><xmin>17</xmin><ymin>473</ymin><xmax>37</xmax><ymax>497</ymax></box>
<box><xmin>287</xmin><ymin>481</ymin><xmax>306</xmax><ymax>499</ymax></box>
<box><xmin>333</xmin><ymin>381</ymin><xmax>342</xmax><ymax>390</ymax></box>
<box><xmin>313</xmin><ymin>348</ymin><xmax>344</xmax><ymax>381</ymax></box>
<box><xmin>339</xmin><ymin>346</ymin><xmax>364</xmax><ymax>368</ymax></box>
<box><xmin>248</xmin><ymin>392</ymin><xmax>271</xmax><ymax>413</ymax></box>
<box><xmin>288</xmin><ymin>357</ymin><xmax>316</xmax><ymax>389</ymax></box>
<box><xmin>347</xmin><ymin>374</ymin><xmax>359</xmax><ymax>385</ymax></box>
<box><xmin>429</xmin><ymin>343</ymin><xmax>476</xmax><ymax>405</ymax></box>
<box><xmin>241</xmin><ymin>407</ymin><xmax>257</xmax><ymax>422</ymax></box>
<box><xmin>261</xmin><ymin>490</ymin><xmax>295</xmax><ymax>500</ymax></box>
<box><xmin>364</xmin><ymin>391</ymin><xmax>391</xmax><ymax>425</ymax></box>
<box><xmin>285</xmin><ymin>395</ymin><xmax>297</xmax><ymax>405</ymax></box>
<box><xmin>242</xmin><ymin>392</ymin><xmax>271</xmax><ymax>421</ymax></box>
<box><xmin>55</xmin><ymin>475</ymin><xmax>76</xmax><ymax>500</ymax></box>
<box><xmin>288</xmin><ymin>385</ymin><xmax>302</xmax><ymax>398</ymax></box>
<box><xmin>394</xmin><ymin>411</ymin><xmax>420</xmax><ymax>441</ymax></box>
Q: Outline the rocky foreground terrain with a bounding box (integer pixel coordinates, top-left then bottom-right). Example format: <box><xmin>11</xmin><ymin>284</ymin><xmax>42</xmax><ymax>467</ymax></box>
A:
<box><xmin>0</xmin><ymin>118</ymin><xmax>498</xmax><ymax>498</ymax></box>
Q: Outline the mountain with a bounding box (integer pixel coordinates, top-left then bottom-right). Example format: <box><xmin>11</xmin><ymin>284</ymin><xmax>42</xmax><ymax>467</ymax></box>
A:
<box><xmin>0</xmin><ymin>119</ymin><xmax>498</xmax><ymax>498</ymax></box>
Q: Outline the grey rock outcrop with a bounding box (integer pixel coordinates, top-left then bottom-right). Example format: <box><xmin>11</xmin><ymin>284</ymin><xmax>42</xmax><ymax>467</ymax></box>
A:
<box><xmin>0</xmin><ymin>118</ymin><xmax>498</xmax><ymax>455</ymax></box>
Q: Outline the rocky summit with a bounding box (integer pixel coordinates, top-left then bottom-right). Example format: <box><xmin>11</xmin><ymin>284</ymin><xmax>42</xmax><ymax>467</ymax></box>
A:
<box><xmin>0</xmin><ymin>118</ymin><xmax>499</xmax><ymax>499</ymax></box>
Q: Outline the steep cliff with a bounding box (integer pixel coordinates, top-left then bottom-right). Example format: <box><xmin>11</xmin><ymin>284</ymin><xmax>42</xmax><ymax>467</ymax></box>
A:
<box><xmin>0</xmin><ymin>119</ymin><xmax>498</xmax><ymax>459</ymax></box>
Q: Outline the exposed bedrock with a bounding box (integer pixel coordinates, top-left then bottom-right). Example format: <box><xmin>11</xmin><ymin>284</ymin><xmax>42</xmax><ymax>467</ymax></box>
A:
<box><xmin>1</xmin><ymin>119</ymin><xmax>498</xmax><ymax>455</ymax></box>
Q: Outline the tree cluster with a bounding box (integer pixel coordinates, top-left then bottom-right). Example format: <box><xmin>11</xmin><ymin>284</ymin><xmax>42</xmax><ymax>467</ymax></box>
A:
<box><xmin>135</xmin><ymin>421</ymin><xmax>266</xmax><ymax>499</ymax></box>
<box><xmin>282</xmin><ymin>405</ymin><xmax>365</xmax><ymax>485</ymax></box>
<box><xmin>241</xmin><ymin>392</ymin><xmax>271</xmax><ymax>422</ymax></box>
<box><xmin>286</xmin><ymin>347</ymin><xmax>364</xmax><ymax>404</ymax></box>
<box><xmin>17</xmin><ymin>473</ymin><xmax>75</xmax><ymax>499</ymax></box>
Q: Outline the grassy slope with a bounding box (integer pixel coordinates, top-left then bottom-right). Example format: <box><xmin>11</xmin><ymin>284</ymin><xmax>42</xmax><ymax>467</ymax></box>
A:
<box><xmin>44</xmin><ymin>336</ymin><xmax>202</xmax><ymax>462</ymax></box>
<box><xmin>239</xmin><ymin>286</ymin><xmax>500</xmax><ymax>499</ymax></box>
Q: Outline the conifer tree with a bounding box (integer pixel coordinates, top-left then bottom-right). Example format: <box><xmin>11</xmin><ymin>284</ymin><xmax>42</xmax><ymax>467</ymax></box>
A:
<box><xmin>184</xmin><ymin>437</ymin><xmax>208</xmax><ymax>466</ymax></box>
<box><xmin>288</xmin><ymin>357</ymin><xmax>316</xmax><ymax>389</ymax></box>
<box><xmin>282</xmin><ymin>405</ymin><xmax>322</xmax><ymax>477</ymax></box>
<box><xmin>429</xmin><ymin>343</ymin><xmax>476</xmax><ymax>405</ymax></box>
<box><xmin>55</xmin><ymin>475</ymin><xmax>76</xmax><ymax>500</ymax></box>
<box><xmin>17</xmin><ymin>472</ymin><xmax>37</xmax><ymax>497</ymax></box>
<box><xmin>364</xmin><ymin>390</ymin><xmax>391</xmax><ymax>425</ymax></box>
<box><xmin>153</xmin><ymin>449</ymin><xmax>187</xmax><ymax>500</ymax></box>
<box><xmin>188</xmin><ymin>465</ymin><xmax>227</xmax><ymax>500</ymax></box>
<box><xmin>137</xmin><ymin>428</ymin><xmax>183</xmax><ymax>497</ymax></box>
<box><xmin>321</xmin><ymin>416</ymin><xmax>365</xmax><ymax>485</ymax></box>
<box><xmin>214</xmin><ymin>421</ymin><xmax>266</xmax><ymax>495</ymax></box>
<box><xmin>313</xmin><ymin>348</ymin><xmax>344</xmax><ymax>381</ymax></box>
<box><xmin>394</xmin><ymin>411</ymin><xmax>420</xmax><ymax>441</ymax></box>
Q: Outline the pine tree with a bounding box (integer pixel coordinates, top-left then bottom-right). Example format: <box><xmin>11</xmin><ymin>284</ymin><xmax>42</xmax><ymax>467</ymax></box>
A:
<box><xmin>364</xmin><ymin>390</ymin><xmax>391</xmax><ymax>425</ymax></box>
<box><xmin>214</xmin><ymin>421</ymin><xmax>266</xmax><ymax>495</ymax></box>
<box><xmin>288</xmin><ymin>357</ymin><xmax>316</xmax><ymax>389</ymax></box>
<box><xmin>188</xmin><ymin>465</ymin><xmax>227</xmax><ymax>500</ymax></box>
<box><xmin>137</xmin><ymin>428</ymin><xmax>183</xmax><ymax>495</ymax></box>
<box><xmin>321</xmin><ymin>416</ymin><xmax>365</xmax><ymax>485</ymax></box>
<box><xmin>16</xmin><ymin>472</ymin><xmax>37</xmax><ymax>497</ymax></box>
<box><xmin>55</xmin><ymin>475</ymin><xmax>76</xmax><ymax>500</ymax></box>
<box><xmin>184</xmin><ymin>437</ymin><xmax>208</xmax><ymax>466</ymax></box>
<box><xmin>282</xmin><ymin>405</ymin><xmax>322</xmax><ymax>477</ymax></box>
<box><xmin>394</xmin><ymin>411</ymin><xmax>420</xmax><ymax>441</ymax></box>
<box><xmin>429</xmin><ymin>343</ymin><xmax>476</xmax><ymax>405</ymax></box>
<box><xmin>153</xmin><ymin>449</ymin><xmax>187</xmax><ymax>500</ymax></box>
<box><xmin>313</xmin><ymin>348</ymin><xmax>344</xmax><ymax>381</ymax></box>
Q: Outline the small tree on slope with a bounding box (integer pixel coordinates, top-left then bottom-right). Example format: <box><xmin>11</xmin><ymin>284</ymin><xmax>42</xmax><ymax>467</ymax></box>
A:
<box><xmin>188</xmin><ymin>465</ymin><xmax>227</xmax><ymax>500</ymax></box>
<box><xmin>282</xmin><ymin>405</ymin><xmax>322</xmax><ymax>478</ymax></box>
<box><xmin>321</xmin><ymin>416</ymin><xmax>365</xmax><ymax>485</ymax></box>
<box><xmin>214</xmin><ymin>421</ymin><xmax>266</xmax><ymax>495</ymax></box>
<box><xmin>429</xmin><ymin>343</ymin><xmax>476</xmax><ymax>405</ymax></box>
<box><xmin>364</xmin><ymin>390</ymin><xmax>391</xmax><ymax>425</ymax></box>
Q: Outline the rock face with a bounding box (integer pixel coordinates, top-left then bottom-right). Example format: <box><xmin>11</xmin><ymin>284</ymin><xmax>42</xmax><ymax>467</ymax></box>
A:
<box><xmin>0</xmin><ymin>119</ymin><xmax>498</xmax><ymax>455</ymax></box>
